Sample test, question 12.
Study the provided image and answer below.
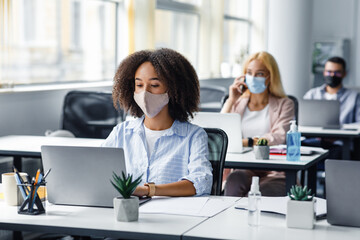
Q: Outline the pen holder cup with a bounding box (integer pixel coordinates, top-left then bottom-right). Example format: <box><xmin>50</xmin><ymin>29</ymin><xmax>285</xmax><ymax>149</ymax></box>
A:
<box><xmin>17</xmin><ymin>182</ymin><xmax>46</xmax><ymax>215</ymax></box>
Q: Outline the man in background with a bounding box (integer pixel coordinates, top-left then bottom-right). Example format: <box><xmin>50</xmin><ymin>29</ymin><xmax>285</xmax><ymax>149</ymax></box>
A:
<box><xmin>303</xmin><ymin>56</ymin><xmax>360</xmax><ymax>159</ymax></box>
<box><xmin>304</xmin><ymin>56</ymin><xmax>360</xmax><ymax>124</ymax></box>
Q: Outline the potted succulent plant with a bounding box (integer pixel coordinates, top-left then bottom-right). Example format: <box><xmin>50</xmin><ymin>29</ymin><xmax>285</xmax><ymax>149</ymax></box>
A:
<box><xmin>253</xmin><ymin>138</ymin><xmax>270</xmax><ymax>160</ymax></box>
<box><xmin>286</xmin><ymin>185</ymin><xmax>315</xmax><ymax>229</ymax></box>
<box><xmin>111</xmin><ymin>171</ymin><xmax>142</xmax><ymax>222</ymax></box>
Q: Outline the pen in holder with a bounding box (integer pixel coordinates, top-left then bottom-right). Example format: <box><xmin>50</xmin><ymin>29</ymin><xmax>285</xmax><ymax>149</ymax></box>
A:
<box><xmin>17</xmin><ymin>182</ymin><xmax>46</xmax><ymax>215</ymax></box>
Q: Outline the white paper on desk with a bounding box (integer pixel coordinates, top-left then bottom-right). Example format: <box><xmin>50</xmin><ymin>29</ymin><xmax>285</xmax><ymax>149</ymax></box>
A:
<box><xmin>197</xmin><ymin>197</ymin><xmax>238</xmax><ymax>217</ymax></box>
<box><xmin>235</xmin><ymin>196</ymin><xmax>326</xmax><ymax>216</ymax></box>
<box><xmin>139</xmin><ymin>197</ymin><xmax>237</xmax><ymax>217</ymax></box>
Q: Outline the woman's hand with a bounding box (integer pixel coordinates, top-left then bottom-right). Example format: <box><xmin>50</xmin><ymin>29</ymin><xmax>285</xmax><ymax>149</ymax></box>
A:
<box><xmin>228</xmin><ymin>76</ymin><xmax>247</xmax><ymax>103</ymax></box>
<box><xmin>132</xmin><ymin>185</ymin><xmax>149</xmax><ymax>197</ymax></box>
<box><xmin>221</xmin><ymin>76</ymin><xmax>247</xmax><ymax>113</ymax></box>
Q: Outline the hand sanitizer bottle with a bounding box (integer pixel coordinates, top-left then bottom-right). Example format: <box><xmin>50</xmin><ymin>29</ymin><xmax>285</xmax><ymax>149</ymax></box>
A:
<box><xmin>286</xmin><ymin>120</ymin><xmax>301</xmax><ymax>161</ymax></box>
<box><xmin>248</xmin><ymin>176</ymin><xmax>261</xmax><ymax>226</ymax></box>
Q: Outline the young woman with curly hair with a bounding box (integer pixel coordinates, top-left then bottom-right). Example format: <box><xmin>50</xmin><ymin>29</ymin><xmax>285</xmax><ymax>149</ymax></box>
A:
<box><xmin>102</xmin><ymin>48</ymin><xmax>213</xmax><ymax>197</ymax></box>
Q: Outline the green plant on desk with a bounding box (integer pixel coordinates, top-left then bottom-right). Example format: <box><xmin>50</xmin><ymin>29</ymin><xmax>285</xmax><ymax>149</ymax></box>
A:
<box><xmin>111</xmin><ymin>171</ymin><xmax>142</xmax><ymax>198</ymax></box>
<box><xmin>288</xmin><ymin>185</ymin><xmax>314</xmax><ymax>201</ymax></box>
<box><xmin>253</xmin><ymin>138</ymin><xmax>270</xmax><ymax>160</ymax></box>
<box><xmin>111</xmin><ymin>172</ymin><xmax>143</xmax><ymax>222</ymax></box>
<box><xmin>256</xmin><ymin>138</ymin><xmax>268</xmax><ymax>146</ymax></box>
<box><xmin>286</xmin><ymin>185</ymin><xmax>315</xmax><ymax>229</ymax></box>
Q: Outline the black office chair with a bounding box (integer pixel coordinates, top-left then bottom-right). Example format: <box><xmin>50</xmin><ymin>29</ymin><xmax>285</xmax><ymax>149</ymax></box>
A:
<box><xmin>62</xmin><ymin>90</ymin><xmax>124</xmax><ymax>139</ymax></box>
<box><xmin>200</xmin><ymin>85</ymin><xmax>227</xmax><ymax>112</ymax></box>
<box><xmin>287</xmin><ymin>95</ymin><xmax>298</xmax><ymax>125</ymax></box>
<box><xmin>204</xmin><ymin>128</ymin><xmax>228</xmax><ymax>195</ymax></box>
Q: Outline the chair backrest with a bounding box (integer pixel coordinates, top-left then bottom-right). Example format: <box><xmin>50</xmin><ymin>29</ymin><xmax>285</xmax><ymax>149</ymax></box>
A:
<box><xmin>62</xmin><ymin>90</ymin><xmax>124</xmax><ymax>139</ymax></box>
<box><xmin>204</xmin><ymin>128</ymin><xmax>228</xmax><ymax>195</ymax></box>
<box><xmin>200</xmin><ymin>85</ymin><xmax>227</xmax><ymax>112</ymax></box>
<box><xmin>287</xmin><ymin>95</ymin><xmax>298</xmax><ymax>125</ymax></box>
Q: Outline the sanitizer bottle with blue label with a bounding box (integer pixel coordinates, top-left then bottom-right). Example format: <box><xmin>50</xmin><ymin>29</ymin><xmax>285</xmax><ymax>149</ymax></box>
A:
<box><xmin>286</xmin><ymin>120</ymin><xmax>301</xmax><ymax>161</ymax></box>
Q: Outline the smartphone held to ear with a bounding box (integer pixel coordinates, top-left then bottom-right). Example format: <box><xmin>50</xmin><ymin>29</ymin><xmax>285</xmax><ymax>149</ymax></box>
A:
<box><xmin>239</xmin><ymin>77</ymin><xmax>247</xmax><ymax>92</ymax></box>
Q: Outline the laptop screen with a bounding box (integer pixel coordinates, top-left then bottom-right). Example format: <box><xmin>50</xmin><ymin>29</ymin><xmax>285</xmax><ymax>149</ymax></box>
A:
<box><xmin>299</xmin><ymin>99</ymin><xmax>340</xmax><ymax>128</ymax></box>
<box><xmin>41</xmin><ymin>145</ymin><xmax>126</xmax><ymax>208</ymax></box>
<box><xmin>325</xmin><ymin>159</ymin><xmax>360</xmax><ymax>227</ymax></box>
<box><xmin>190</xmin><ymin>112</ymin><xmax>247</xmax><ymax>153</ymax></box>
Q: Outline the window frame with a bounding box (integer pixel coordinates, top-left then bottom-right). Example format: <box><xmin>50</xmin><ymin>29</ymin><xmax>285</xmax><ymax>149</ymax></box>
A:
<box><xmin>155</xmin><ymin>0</ymin><xmax>201</xmax><ymax>69</ymax></box>
<box><xmin>0</xmin><ymin>0</ymin><xmax>121</xmax><ymax>91</ymax></box>
<box><xmin>223</xmin><ymin>0</ymin><xmax>252</xmax><ymax>71</ymax></box>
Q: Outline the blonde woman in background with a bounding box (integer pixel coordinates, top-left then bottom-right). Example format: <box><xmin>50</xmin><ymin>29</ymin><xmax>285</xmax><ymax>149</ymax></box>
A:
<box><xmin>221</xmin><ymin>51</ymin><xmax>294</xmax><ymax>196</ymax></box>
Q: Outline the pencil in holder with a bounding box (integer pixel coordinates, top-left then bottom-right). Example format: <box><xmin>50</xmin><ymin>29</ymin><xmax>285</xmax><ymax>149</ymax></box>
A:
<box><xmin>17</xmin><ymin>182</ymin><xmax>46</xmax><ymax>215</ymax></box>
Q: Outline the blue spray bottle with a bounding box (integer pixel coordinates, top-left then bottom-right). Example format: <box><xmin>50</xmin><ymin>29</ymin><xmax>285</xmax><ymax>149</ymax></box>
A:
<box><xmin>286</xmin><ymin>120</ymin><xmax>301</xmax><ymax>161</ymax></box>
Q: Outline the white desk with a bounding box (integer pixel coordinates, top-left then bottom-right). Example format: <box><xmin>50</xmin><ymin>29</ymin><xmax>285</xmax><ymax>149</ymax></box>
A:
<box><xmin>225</xmin><ymin>150</ymin><xmax>328</xmax><ymax>194</ymax></box>
<box><xmin>0</xmin><ymin>135</ymin><xmax>104</xmax><ymax>171</ymax></box>
<box><xmin>0</xmin><ymin>202</ymin><xmax>206</xmax><ymax>240</ymax></box>
<box><xmin>2</xmin><ymin>195</ymin><xmax>358</xmax><ymax>240</ymax></box>
<box><xmin>183</xmin><ymin>204</ymin><xmax>360</xmax><ymax>240</ymax></box>
<box><xmin>0</xmin><ymin>193</ymin><xmax>240</xmax><ymax>240</ymax></box>
<box><xmin>299</xmin><ymin>126</ymin><xmax>360</xmax><ymax>159</ymax></box>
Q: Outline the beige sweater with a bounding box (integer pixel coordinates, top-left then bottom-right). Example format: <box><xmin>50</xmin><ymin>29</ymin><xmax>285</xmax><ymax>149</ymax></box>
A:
<box><xmin>231</xmin><ymin>94</ymin><xmax>295</xmax><ymax>146</ymax></box>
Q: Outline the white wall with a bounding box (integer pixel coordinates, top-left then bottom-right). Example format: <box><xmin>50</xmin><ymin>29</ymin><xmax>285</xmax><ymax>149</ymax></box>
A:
<box><xmin>312</xmin><ymin>0</ymin><xmax>358</xmax><ymax>87</ymax></box>
<box><xmin>265</xmin><ymin>0</ymin><xmax>360</xmax><ymax>99</ymax></box>
<box><xmin>267</xmin><ymin>0</ymin><xmax>313</xmax><ymax>99</ymax></box>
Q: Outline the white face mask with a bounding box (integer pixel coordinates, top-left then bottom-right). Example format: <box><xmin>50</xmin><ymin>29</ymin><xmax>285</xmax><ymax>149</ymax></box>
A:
<box><xmin>133</xmin><ymin>91</ymin><xmax>169</xmax><ymax>118</ymax></box>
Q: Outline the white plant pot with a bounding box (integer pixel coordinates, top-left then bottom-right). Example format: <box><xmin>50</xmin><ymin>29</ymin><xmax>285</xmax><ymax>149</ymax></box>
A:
<box><xmin>286</xmin><ymin>198</ymin><xmax>315</xmax><ymax>229</ymax></box>
<box><xmin>113</xmin><ymin>196</ymin><xmax>139</xmax><ymax>222</ymax></box>
<box><xmin>253</xmin><ymin>146</ymin><xmax>270</xmax><ymax>160</ymax></box>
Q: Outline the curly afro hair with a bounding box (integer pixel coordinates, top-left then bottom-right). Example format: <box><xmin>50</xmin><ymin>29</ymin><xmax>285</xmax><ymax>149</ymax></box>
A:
<box><xmin>113</xmin><ymin>48</ymin><xmax>199</xmax><ymax>122</ymax></box>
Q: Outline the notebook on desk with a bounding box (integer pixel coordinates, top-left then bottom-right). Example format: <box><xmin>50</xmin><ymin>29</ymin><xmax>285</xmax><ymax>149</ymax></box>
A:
<box><xmin>41</xmin><ymin>145</ymin><xmax>130</xmax><ymax>208</ymax></box>
<box><xmin>326</xmin><ymin>159</ymin><xmax>360</xmax><ymax>227</ymax></box>
<box><xmin>190</xmin><ymin>112</ymin><xmax>252</xmax><ymax>154</ymax></box>
<box><xmin>299</xmin><ymin>99</ymin><xmax>340</xmax><ymax>129</ymax></box>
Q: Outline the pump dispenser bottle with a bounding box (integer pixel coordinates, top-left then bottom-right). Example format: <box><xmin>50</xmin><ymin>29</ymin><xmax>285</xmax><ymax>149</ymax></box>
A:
<box><xmin>248</xmin><ymin>176</ymin><xmax>261</xmax><ymax>226</ymax></box>
<box><xmin>286</xmin><ymin>120</ymin><xmax>301</xmax><ymax>161</ymax></box>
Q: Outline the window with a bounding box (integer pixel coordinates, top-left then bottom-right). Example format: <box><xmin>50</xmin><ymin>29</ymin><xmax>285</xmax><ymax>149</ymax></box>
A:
<box><xmin>0</xmin><ymin>0</ymin><xmax>120</xmax><ymax>87</ymax></box>
<box><xmin>155</xmin><ymin>0</ymin><xmax>200</xmax><ymax>69</ymax></box>
<box><xmin>222</xmin><ymin>0</ymin><xmax>251</xmax><ymax>77</ymax></box>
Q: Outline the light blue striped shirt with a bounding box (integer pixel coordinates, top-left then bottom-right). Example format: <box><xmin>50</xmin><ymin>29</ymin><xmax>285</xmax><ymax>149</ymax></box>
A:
<box><xmin>101</xmin><ymin>116</ymin><xmax>213</xmax><ymax>196</ymax></box>
<box><xmin>304</xmin><ymin>84</ymin><xmax>360</xmax><ymax>124</ymax></box>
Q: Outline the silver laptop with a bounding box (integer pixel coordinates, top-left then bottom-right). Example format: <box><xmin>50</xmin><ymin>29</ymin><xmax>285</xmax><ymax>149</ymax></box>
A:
<box><xmin>325</xmin><ymin>159</ymin><xmax>360</xmax><ymax>227</ymax></box>
<box><xmin>190</xmin><ymin>112</ymin><xmax>251</xmax><ymax>153</ymax></box>
<box><xmin>41</xmin><ymin>145</ymin><xmax>126</xmax><ymax>208</ymax></box>
<box><xmin>299</xmin><ymin>99</ymin><xmax>340</xmax><ymax>129</ymax></box>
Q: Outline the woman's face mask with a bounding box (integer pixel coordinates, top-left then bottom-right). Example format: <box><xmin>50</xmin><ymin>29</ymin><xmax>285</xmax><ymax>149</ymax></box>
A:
<box><xmin>133</xmin><ymin>91</ymin><xmax>169</xmax><ymax>118</ymax></box>
<box><xmin>245</xmin><ymin>74</ymin><xmax>268</xmax><ymax>94</ymax></box>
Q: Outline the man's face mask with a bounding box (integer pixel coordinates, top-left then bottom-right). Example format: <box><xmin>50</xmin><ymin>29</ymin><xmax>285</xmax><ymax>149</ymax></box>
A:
<box><xmin>133</xmin><ymin>91</ymin><xmax>169</xmax><ymax>118</ymax></box>
<box><xmin>245</xmin><ymin>74</ymin><xmax>268</xmax><ymax>94</ymax></box>
<box><xmin>324</xmin><ymin>76</ymin><xmax>342</xmax><ymax>88</ymax></box>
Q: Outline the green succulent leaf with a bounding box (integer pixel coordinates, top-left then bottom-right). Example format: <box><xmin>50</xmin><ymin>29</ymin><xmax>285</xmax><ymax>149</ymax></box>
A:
<box><xmin>287</xmin><ymin>185</ymin><xmax>313</xmax><ymax>201</ymax></box>
<box><xmin>256</xmin><ymin>138</ymin><xmax>268</xmax><ymax>146</ymax></box>
<box><xmin>110</xmin><ymin>171</ymin><xmax>143</xmax><ymax>199</ymax></box>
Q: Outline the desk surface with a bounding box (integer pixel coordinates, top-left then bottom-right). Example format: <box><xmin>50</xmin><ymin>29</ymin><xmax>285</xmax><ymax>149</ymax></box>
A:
<box><xmin>183</xmin><ymin>203</ymin><xmax>360</xmax><ymax>240</ymax></box>
<box><xmin>225</xmin><ymin>150</ymin><xmax>327</xmax><ymax>170</ymax></box>
<box><xmin>1</xmin><ymin>194</ymin><xmax>359</xmax><ymax>240</ymax></box>
<box><xmin>0</xmin><ymin>201</ymin><xmax>207</xmax><ymax>240</ymax></box>
<box><xmin>0</xmin><ymin>135</ymin><xmax>104</xmax><ymax>157</ymax></box>
<box><xmin>299</xmin><ymin>126</ymin><xmax>360</xmax><ymax>137</ymax></box>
